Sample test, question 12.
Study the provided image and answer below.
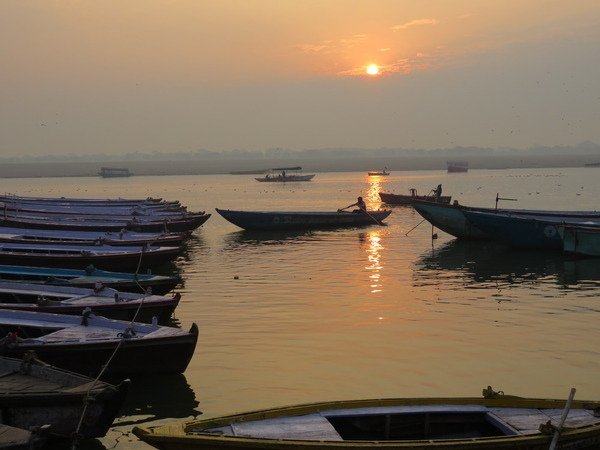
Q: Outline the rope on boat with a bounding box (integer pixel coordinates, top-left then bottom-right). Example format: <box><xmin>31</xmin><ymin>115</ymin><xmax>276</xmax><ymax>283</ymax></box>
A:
<box><xmin>72</xmin><ymin>244</ymin><xmax>152</xmax><ymax>449</ymax></box>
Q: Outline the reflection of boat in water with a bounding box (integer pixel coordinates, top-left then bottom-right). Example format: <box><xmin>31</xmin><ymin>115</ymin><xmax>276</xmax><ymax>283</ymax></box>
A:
<box><xmin>414</xmin><ymin>239</ymin><xmax>600</xmax><ymax>288</ymax></box>
<box><xmin>255</xmin><ymin>167</ymin><xmax>315</xmax><ymax>182</ymax></box>
<box><xmin>118</xmin><ymin>373</ymin><xmax>200</xmax><ymax>422</ymax></box>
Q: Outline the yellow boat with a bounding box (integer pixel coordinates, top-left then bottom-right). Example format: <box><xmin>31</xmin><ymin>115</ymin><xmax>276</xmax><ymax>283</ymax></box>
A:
<box><xmin>133</xmin><ymin>388</ymin><xmax>600</xmax><ymax>450</ymax></box>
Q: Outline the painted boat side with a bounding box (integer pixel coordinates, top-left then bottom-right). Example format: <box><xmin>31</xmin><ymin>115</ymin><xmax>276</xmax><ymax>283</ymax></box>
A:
<box><xmin>560</xmin><ymin>226</ymin><xmax>600</xmax><ymax>256</ymax></box>
<box><xmin>412</xmin><ymin>202</ymin><xmax>489</xmax><ymax>240</ymax></box>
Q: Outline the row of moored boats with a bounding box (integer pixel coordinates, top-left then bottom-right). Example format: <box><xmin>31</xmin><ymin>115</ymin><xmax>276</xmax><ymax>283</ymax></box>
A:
<box><xmin>0</xmin><ymin>194</ymin><xmax>204</xmax><ymax>446</ymax></box>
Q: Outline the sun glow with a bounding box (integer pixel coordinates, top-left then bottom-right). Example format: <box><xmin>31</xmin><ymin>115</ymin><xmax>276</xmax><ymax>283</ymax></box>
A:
<box><xmin>366</xmin><ymin>64</ymin><xmax>380</xmax><ymax>76</ymax></box>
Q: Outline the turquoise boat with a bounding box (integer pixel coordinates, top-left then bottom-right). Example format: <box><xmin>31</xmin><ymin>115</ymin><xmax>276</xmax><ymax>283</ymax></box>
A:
<box><xmin>412</xmin><ymin>201</ymin><xmax>489</xmax><ymax>240</ymax></box>
<box><xmin>559</xmin><ymin>225</ymin><xmax>600</xmax><ymax>256</ymax></box>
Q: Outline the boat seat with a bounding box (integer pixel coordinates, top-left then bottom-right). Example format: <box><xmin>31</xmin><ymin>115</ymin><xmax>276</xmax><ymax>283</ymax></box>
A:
<box><xmin>226</xmin><ymin>414</ymin><xmax>343</xmax><ymax>441</ymax></box>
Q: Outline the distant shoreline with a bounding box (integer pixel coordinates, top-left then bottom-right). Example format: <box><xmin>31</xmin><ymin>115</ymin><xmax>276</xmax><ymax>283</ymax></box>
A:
<box><xmin>0</xmin><ymin>154</ymin><xmax>599</xmax><ymax>178</ymax></box>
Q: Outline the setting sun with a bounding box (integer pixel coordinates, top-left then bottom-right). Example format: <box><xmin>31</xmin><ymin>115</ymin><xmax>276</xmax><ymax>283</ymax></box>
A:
<box><xmin>366</xmin><ymin>64</ymin><xmax>380</xmax><ymax>76</ymax></box>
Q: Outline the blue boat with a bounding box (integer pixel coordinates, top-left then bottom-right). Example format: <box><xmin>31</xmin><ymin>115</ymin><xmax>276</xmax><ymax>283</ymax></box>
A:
<box><xmin>559</xmin><ymin>225</ymin><xmax>600</xmax><ymax>256</ymax></box>
<box><xmin>413</xmin><ymin>200</ymin><xmax>600</xmax><ymax>241</ymax></box>
<box><xmin>462</xmin><ymin>210</ymin><xmax>600</xmax><ymax>250</ymax></box>
<box><xmin>216</xmin><ymin>209</ymin><xmax>391</xmax><ymax>231</ymax></box>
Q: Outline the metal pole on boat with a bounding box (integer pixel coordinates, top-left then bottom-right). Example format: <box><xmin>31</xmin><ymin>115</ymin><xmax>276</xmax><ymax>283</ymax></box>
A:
<box><xmin>548</xmin><ymin>387</ymin><xmax>576</xmax><ymax>450</ymax></box>
<box><xmin>495</xmin><ymin>193</ymin><xmax>518</xmax><ymax>211</ymax></box>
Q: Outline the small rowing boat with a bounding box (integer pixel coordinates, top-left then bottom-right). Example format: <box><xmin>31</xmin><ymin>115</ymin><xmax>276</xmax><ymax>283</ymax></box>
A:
<box><xmin>216</xmin><ymin>209</ymin><xmax>391</xmax><ymax>231</ymax></box>
<box><xmin>379</xmin><ymin>189</ymin><xmax>451</xmax><ymax>206</ymax></box>
<box><xmin>133</xmin><ymin>389</ymin><xmax>600</xmax><ymax>450</ymax></box>
<box><xmin>0</xmin><ymin>309</ymin><xmax>198</xmax><ymax>378</ymax></box>
<box><xmin>0</xmin><ymin>280</ymin><xmax>181</xmax><ymax>323</ymax></box>
<box><xmin>0</xmin><ymin>354</ymin><xmax>128</xmax><ymax>439</ymax></box>
<box><xmin>0</xmin><ymin>264</ymin><xmax>181</xmax><ymax>295</ymax></box>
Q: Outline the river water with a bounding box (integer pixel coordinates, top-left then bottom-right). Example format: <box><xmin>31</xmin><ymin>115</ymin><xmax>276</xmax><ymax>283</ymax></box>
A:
<box><xmin>3</xmin><ymin>168</ymin><xmax>600</xmax><ymax>449</ymax></box>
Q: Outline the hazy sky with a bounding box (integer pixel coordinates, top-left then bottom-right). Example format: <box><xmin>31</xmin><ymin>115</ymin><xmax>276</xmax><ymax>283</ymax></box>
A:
<box><xmin>2</xmin><ymin>1</ymin><xmax>600</xmax><ymax>157</ymax></box>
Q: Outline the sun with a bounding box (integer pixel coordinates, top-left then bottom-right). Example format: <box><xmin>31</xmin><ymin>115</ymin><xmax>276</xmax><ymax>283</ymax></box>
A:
<box><xmin>366</xmin><ymin>64</ymin><xmax>380</xmax><ymax>76</ymax></box>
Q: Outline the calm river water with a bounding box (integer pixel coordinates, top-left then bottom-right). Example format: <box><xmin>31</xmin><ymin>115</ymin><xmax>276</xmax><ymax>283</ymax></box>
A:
<box><xmin>3</xmin><ymin>168</ymin><xmax>600</xmax><ymax>449</ymax></box>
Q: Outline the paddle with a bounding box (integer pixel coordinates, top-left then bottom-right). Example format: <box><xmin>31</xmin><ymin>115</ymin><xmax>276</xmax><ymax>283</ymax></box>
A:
<box><xmin>337</xmin><ymin>206</ymin><xmax>383</xmax><ymax>226</ymax></box>
<box><xmin>548</xmin><ymin>388</ymin><xmax>576</xmax><ymax>450</ymax></box>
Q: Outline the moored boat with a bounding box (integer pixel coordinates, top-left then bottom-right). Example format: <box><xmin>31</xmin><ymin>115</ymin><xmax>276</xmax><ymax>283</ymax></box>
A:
<box><xmin>216</xmin><ymin>209</ymin><xmax>391</xmax><ymax>231</ymax></box>
<box><xmin>255</xmin><ymin>167</ymin><xmax>316</xmax><ymax>182</ymax></box>
<box><xmin>368</xmin><ymin>168</ymin><xmax>390</xmax><ymax>176</ymax></box>
<box><xmin>0</xmin><ymin>309</ymin><xmax>198</xmax><ymax>378</ymax></box>
<box><xmin>447</xmin><ymin>161</ymin><xmax>468</xmax><ymax>173</ymax></box>
<box><xmin>0</xmin><ymin>264</ymin><xmax>181</xmax><ymax>295</ymax></box>
<box><xmin>0</xmin><ymin>242</ymin><xmax>180</xmax><ymax>271</ymax></box>
<box><xmin>0</xmin><ymin>354</ymin><xmax>128</xmax><ymax>439</ymax></box>
<box><xmin>133</xmin><ymin>390</ymin><xmax>600</xmax><ymax>450</ymax></box>
<box><xmin>0</xmin><ymin>280</ymin><xmax>181</xmax><ymax>323</ymax></box>
<box><xmin>0</xmin><ymin>226</ymin><xmax>187</xmax><ymax>247</ymax></box>
<box><xmin>379</xmin><ymin>189</ymin><xmax>451</xmax><ymax>206</ymax></box>
<box><xmin>462</xmin><ymin>210</ymin><xmax>600</xmax><ymax>250</ymax></box>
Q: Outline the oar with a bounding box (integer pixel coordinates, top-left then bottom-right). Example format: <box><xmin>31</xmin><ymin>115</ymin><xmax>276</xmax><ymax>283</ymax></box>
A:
<box><xmin>405</xmin><ymin>219</ymin><xmax>426</xmax><ymax>236</ymax></box>
<box><xmin>549</xmin><ymin>387</ymin><xmax>576</xmax><ymax>450</ymax></box>
<box><xmin>362</xmin><ymin>209</ymin><xmax>384</xmax><ymax>226</ymax></box>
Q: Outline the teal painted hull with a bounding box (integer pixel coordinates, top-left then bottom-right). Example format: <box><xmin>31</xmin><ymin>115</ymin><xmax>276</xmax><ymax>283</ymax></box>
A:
<box><xmin>412</xmin><ymin>202</ymin><xmax>489</xmax><ymax>240</ymax></box>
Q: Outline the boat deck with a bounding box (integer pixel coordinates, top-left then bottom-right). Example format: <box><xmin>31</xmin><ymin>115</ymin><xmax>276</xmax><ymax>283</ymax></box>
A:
<box><xmin>203</xmin><ymin>405</ymin><xmax>600</xmax><ymax>440</ymax></box>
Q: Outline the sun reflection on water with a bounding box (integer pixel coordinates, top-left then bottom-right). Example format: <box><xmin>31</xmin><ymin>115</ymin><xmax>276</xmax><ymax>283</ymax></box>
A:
<box><xmin>363</xmin><ymin>230</ymin><xmax>384</xmax><ymax>294</ymax></box>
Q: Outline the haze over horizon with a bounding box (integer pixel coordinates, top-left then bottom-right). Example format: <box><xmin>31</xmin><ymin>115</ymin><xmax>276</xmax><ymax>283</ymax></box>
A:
<box><xmin>2</xmin><ymin>1</ymin><xmax>599</xmax><ymax>158</ymax></box>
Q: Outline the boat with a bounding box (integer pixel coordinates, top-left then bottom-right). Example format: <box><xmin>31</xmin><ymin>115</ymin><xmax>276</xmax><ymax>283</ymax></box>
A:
<box><xmin>215</xmin><ymin>209</ymin><xmax>392</xmax><ymax>231</ymax></box>
<box><xmin>412</xmin><ymin>201</ymin><xmax>600</xmax><ymax>241</ymax></box>
<box><xmin>0</xmin><ymin>212</ymin><xmax>211</xmax><ymax>233</ymax></box>
<box><xmin>447</xmin><ymin>161</ymin><xmax>468</xmax><ymax>173</ymax></box>
<box><xmin>0</xmin><ymin>354</ymin><xmax>128</xmax><ymax>439</ymax></box>
<box><xmin>0</xmin><ymin>280</ymin><xmax>181</xmax><ymax>323</ymax></box>
<box><xmin>133</xmin><ymin>389</ymin><xmax>600</xmax><ymax>450</ymax></box>
<box><xmin>0</xmin><ymin>309</ymin><xmax>198</xmax><ymax>378</ymax></box>
<box><xmin>0</xmin><ymin>423</ymin><xmax>48</xmax><ymax>450</ymax></box>
<box><xmin>0</xmin><ymin>264</ymin><xmax>181</xmax><ymax>295</ymax></box>
<box><xmin>0</xmin><ymin>194</ymin><xmax>172</xmax><ymax>206</ymax></box>
<box><xmin>368</xmin><ymin>168</ymin><xmax>390</xmax><ymax>176</ymax></box>
<box><xmin>0</xmin><ymin>226</ymin><xmax>187</xmax><ymax>247</ymax></box>
<box><xmin>99</xmin><ymin>167</ymin><xmax>132</xmax><ymax>177</ymax></box>
<box><xmin>0</xmin><ymin>242</ymin><xmax>180</xmax><ymax>271</ymax></box>
<box><xmin>255</xmin><ymin>167</ymin><xmax>316</xmax><ymax>182</ymax></box>
<box><xmin>0</xmin><ymin>202</ymin><xmax>194</xmax><ymax>219</ymax></box>
<box><xmin>462</xmin><ymin>210</ymin><xmax>600</xmax><ymax>250</ymax></box>
<box><xmin>379</xmin><ymin>189</ymin><xmax>451</xmax><ymax>206</ymax></box>
<box><xmin>559</xmin><ymin>225</ymin><xmax>600</xmax><ymax>256</ymax></box>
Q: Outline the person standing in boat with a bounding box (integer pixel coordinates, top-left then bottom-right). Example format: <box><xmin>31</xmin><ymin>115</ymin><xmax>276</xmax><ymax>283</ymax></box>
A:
<box><xmin>338</xmin><ymin>196</ymin><xmax>367</xmax><ymax>213</ymax></box>
<box><xmin>434</xmin><ymin>184</ymin><xmax>442</xmax><ymax>200</ymax></box>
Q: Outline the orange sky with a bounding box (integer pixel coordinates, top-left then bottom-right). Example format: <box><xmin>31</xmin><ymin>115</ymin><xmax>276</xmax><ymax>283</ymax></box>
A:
<box><xmin>1</xmin><ymin>1</ymin><xmax>600</xmax><ymax>155</ymax></box>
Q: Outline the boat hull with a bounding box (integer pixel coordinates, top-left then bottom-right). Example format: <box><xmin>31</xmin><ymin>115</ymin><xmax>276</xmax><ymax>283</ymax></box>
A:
<box><xmin>412</xmin><ymin>202</ymin><xmax>489</xmax><ymax>240</ymax></box>
<box><xmin>216</xmin><ymin>209</ymin><xmax>392</xmax><ymax>231</ymax></box>
<box><xmin>559</xmin><ymin>225</ymin><xmax>600</xmax><ymax>256</ymax></box>
<box><xmin>133</xmin><ymin>396</ymin><xmax>600</xmax><ymax>450</ymax></box>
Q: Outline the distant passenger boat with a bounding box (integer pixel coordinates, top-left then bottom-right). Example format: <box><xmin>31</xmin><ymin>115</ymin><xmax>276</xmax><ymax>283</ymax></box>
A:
<box><xmin>255</xmin><ymin>167</ymin><xmax>315</xmax><ymax>182</ymax></box>
<box><xmin>447</xmin><ymin>161</ymin><xmax>468</xmax><ymax>173</ymax></box>
<box><xmin>216</xmin><ymin>209</ymin><xmax>391</xmax><ymax>231</ymax></box>
<box><xmin>99</xmin><ymin>167</ymin><xmax>132</xmax><ymax>177</ymax></box>
<box><xmin>133</xmin><ymin>389</ymin><xmax>600</xmax><ymax>450</ymax></box>
<box><xmin>368</xmin><ymin>167</ymin><xmax>390</xmax><ymax>176</ymax></box>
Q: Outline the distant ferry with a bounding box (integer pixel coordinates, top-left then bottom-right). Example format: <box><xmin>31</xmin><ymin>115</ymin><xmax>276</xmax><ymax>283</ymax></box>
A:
<box><xmin>447</xmin><ymin>161</ymin><xmax>468</xmax><ymax>173</ymax></box>
<box><xmin>99</xmin><ymin>167</ymin><xmax>132</xmax><ymax>178</ymax></box>
<box><xmin>255</xmin><ymin>167</ymin><xmax>315</xmax><ymax>182</ymax></box>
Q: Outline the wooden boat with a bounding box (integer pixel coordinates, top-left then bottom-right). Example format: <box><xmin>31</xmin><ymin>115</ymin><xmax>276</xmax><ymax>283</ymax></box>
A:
<box><xmin>447</xmin><ymin>161</ymin><xmax>468</xmax><ymax>173</ymax></box>
<box><xmin>0</xmin><ymin>242</ymin><xmax>180</xmax><ymax>271</ymax></box>
<box><xmin>559</xmin><ymin>225</ymin><xmax>600</xmax><ymax>256</ymax></box>
<box><xmin>133</xmin><ymin>390</ymin><xmax>600</xmax><ymax>450</ymax></box>
<box><xmin>0</xmin><ymin>213</ymin><xmax>210</xmax><ymax>233</ymax></box>
<box><xmin>0</xmin><ymin>280</ymin><xmax>181</xmax><ymax>323</ymax></box>
<box><xmin>0</xmin><ymin>354</ymin><xmax>128</xmax><ymax>439</ymax></box>
<box><xmin>216</xmin><ymin>209</ymin><xmax>392</xmax><ymax>231</ymax></box>
<box><xmin>0</xmin><ymin>226</ymin><xmax>187</xmax><ymax>247</ymax></box>
<box><xmin>0</xmin><ymin>264</ymin><xmax>181</xmax><ymax>295</ymax></box>
<box><xmin>0</xmin><ymin>193</ymin><xmax>168</xmax><ymax>206</ymax></box>
<box><xmin>413</xmin><ymin>201</ymin><xmax>600</xmax><ymax>241</ymax></box>
<box><xmin>0</xmin><ymin>203</ymin><xmax>193</xmax><ymax>219</ymax></box>
<box><xmin>0</xmin><ymin>309</ymin><xmax>198</xmax><ymax>378</ymax></box>
<box><xmin>462</xmin><ymin>210</ymin><xmax>600</xmax><ymax>250</ymax></box>
<box><xmin>0</xmin><ymin>423</ymin><xmax>48</xmax><ymax>450</ymax></box>
<box><xmin>255</xmin><ymin>167</ymin><xmax>316</xmax><ymax>182</ymax></box>
<box><xmin>379</xmin><ymin>190</ymin><xmax>451</xmax><ymax>206</ymax></box>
